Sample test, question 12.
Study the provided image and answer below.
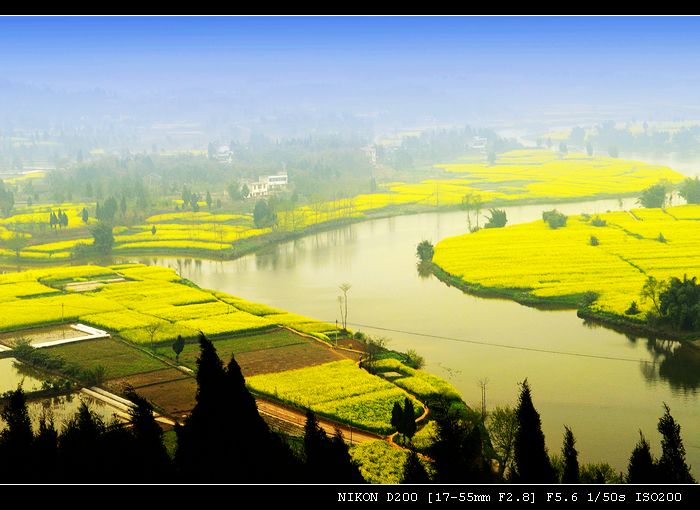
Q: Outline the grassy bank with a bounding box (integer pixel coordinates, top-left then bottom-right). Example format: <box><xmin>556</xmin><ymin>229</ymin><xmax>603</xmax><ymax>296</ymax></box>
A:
<box><xmin>431</xmin><ymin>263</ymin><xmax>700</xmax><ymax>346</ymax></box>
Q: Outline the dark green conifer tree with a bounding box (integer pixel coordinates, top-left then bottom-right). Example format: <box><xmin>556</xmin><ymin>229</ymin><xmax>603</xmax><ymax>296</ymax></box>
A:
<box><xmin>0</xmin><ymin>387</ymin><xmax>34</xmax><ymax>481</ymax></box>
<box><xmin>561</xmin><ymin>426</ymin><xmax>580</xmax><ymax>483</ymax></box>
<box><xmin>403</xmin><ymin>397</ymin><xmax>417</xmax><ymax>439</ymax></box>
<box><xmin>429</xmin><ymin>412</ymin><xmax>491</xmax><ymax>482</ymax></box>
<box><xmin>303</xmin><ymin>410</ymin><xmax>364</xmax><ymax>483</ymax></box>
<box><xmin>512</xmin><ymin>379</ymin><xmax>555</xmax><ymax>482</ymax></box>
<box><xmin>627</xmin><ymin>431</ymin><xmax>656</xmax><ymax>483</ymax></box>
<box><xmin>402</xmin><ymin>450</ymin><xmax>431</xmax><ymax>483</ymax></box>
<box><xmin>657</xmin><ymin>404</ymin><xmax>695</xmax><ymax>483</ymax></box>
<box><xmin>124</xmin><ymin>388</ymin><xmax>172</xmax><ymax>481</ymax></box>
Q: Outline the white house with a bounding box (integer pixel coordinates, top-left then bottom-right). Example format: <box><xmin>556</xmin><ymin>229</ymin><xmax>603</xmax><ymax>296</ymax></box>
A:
<box><xmin>248</xmin><ymin>173</ymin><xmax>288</xmax><ymax>198</ymax></box>
<box><xmin>471</xmin><ymin>136</ymin><xmax>488</xmax><ymax>151</ymax></box>
<box><xmin>215</xmin><ymin>144</ymin><xmax>233</xmax><ymax>162</ymax></box>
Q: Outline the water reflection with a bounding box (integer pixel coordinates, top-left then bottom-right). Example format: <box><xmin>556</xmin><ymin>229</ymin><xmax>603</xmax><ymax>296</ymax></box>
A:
<box><xmin>1</xmin><ymin>393</ymin><xmax>119</xmax><ymax>431</ymax></box>
<box><xmin>0</xmin><ymin>358</ymin><xmax>46</xmax><ymax>394</ymax></box>
<box><xmin>641</xmin><ymin>338</ymin><xmax>700</xmax><ymax>394</ymax></box>
<box><xmin>416</xmin><ymin>261</ymin><xmax>433</xmax><ymax>279</ymax></box>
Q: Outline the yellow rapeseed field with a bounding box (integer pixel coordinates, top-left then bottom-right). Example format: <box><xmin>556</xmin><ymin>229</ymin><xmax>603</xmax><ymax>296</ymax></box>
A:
<box><xmin>246</xmin><ymin>360</ymin><xmax>421</xmax><ymax>434</ymax></box>
<box><xmin>433</xmin><ymin>204</ymin><xmax>700</xmax><ymax>317</ymax></box>
<box><xmin>0</xmin><ymin>264</ymin><xmax>337</xmax><ymax>342</ymax></box>
<box><xmin>2</xmin><ymin>150</ymin><xmax>683</xmax><ymax>260</ymax></box>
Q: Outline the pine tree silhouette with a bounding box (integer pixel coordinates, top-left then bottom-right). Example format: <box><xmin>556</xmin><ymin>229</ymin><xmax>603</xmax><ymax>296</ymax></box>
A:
<box><xmin>627</xmin><ymin>430</ymin><xmax>656</xmax><ymax>483</ymax></box>
<box><xmin>402</xmin><ymin>450</ymin><xmax>431</xmax><ymax>483</ymax></box>
<box><xmin>0</xmin><ymin>387</ymin><xmax>34</xmax><ymax>481</ymax></box>
<box><xmin>657</xmin><ymin>403</ymin><xmax>695</xmax><ymax>483</ymax></box>
<box><xmin>561</xmin><ymin>426</ymin><xmax>579</xmax><ymax>483</ymax></box>
<box><xmin>512</xmin><ymin>379</ymin><xmax>555</xmax><ymax>482</ymax></box>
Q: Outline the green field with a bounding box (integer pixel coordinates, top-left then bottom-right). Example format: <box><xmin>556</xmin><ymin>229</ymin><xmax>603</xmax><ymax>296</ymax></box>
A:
<box><xmin>350</xmin><ymin>440</ymin><xmax>411</xmax><ymax>484</ymax></box>
<box><xmin>45</xmin><ymin>338</ymin><xmax>170</xmax><ymax>379</ymax></box>
<box><xmin>154</xmin><ymin>329</ymin><xmax>308</xmax><ymax>368</ymax></box>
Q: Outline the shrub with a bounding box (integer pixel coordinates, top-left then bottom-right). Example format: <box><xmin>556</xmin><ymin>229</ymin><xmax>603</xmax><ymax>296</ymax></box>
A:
<box><xmin>625</xmin><ymin>301</ymin><xmax>640</xmax><ymax>315</ymax></box>
<box><xmin>589</xmin><ymin>235</ymin><xmax>599</xmax><ymax>246</ymax></box>
<box><xmin>591</xmin><ymin>216</ymin><xmax>607</xmax><ymax>227</ymax></box>
<box><xmin>484</xmin><ymin>209</ymin><xmax>507</xmax><ymax>229</ymax></box>
<box><xmin>405</xmin><ymin>349</ymin><xmax>425</xmax><ymax>369</ymax></box>
<box><xmin>542</xmin><ymin>209</ymin><xmax>567</xmax><ymax>229</ymax></box>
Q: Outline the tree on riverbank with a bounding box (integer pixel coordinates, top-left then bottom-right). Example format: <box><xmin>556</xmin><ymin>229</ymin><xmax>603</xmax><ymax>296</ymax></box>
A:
<box><xmin>484</xmin><ymin>208</ymin><xmax>507</xmax><ymax>229</ymax></box>
<box><xmin>338</xmin><ymin>282</ymin><xmax>351</xmax><ymax>331</ymax></box>
<box><xmin>416</xmin><ymin>240</ymin><xmax>434</xmax><ymax>262</ymax></box>
<box><xmin>657</xmin><ymin>275</ymin><xmax>700</xmax><ymax>331</ymax></box>
<box><xmin>638</xmin><ymin>182</ymin><xmax>668</xmax><ymax>208</ymax></box>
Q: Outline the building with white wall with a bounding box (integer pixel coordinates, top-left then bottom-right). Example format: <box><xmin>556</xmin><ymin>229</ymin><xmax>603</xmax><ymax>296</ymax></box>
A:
<box><xmin>248</xmin><ymin>173</ymin><xmax>288</xmax><ymax>198</ymax></box>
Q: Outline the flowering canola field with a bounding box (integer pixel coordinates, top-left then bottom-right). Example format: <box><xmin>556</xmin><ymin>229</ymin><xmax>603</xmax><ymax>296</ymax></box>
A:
<box><xmin>0</xmin><ymin>264</ymin><xmax>336</xmax><ymax>343</ymax></box>
<box><xmin>246</xmin><ymin>359</ymin><xmax>422</xmax><ymax>434</ymax></box>
<box><xmin>433</xmin><ymin>204</ymin><xmax>700</xmax><ymax>317</ymax></box>
<box><xmin>2</xmin><ymin>150</ymin><xmax>683</xmax><ymax>261</ymax></box>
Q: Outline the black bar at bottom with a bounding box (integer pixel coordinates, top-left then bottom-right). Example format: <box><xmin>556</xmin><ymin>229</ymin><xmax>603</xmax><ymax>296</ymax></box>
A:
<box><xmin>4</xmin><ymin>483</ymin><xmax>697</xmax><ymax>506</ymax></box>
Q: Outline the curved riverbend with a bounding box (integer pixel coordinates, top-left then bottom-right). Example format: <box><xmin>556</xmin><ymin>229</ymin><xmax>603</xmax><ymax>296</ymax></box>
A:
<box><xmin>131</xmin><ymin>196</ymin><xmax>700</xmax><ymax>475</ymax></box>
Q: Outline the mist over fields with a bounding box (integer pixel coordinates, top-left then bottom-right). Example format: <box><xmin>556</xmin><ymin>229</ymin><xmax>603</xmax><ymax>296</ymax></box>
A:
<box><xmin>4</xmin><ymin>16</ymin><xmax>700</xmax><ymax>148</ymax></box>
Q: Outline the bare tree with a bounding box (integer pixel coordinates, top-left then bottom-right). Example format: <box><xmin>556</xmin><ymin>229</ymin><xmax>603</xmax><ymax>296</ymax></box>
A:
<box><xmin>338</xmin><ymin>282</ymin><xmax>351</xmax><ymax>331</ymax></box>
<box><xmin>144</xmin><ymin>322</ymin><xmax>163</xmax><ymax>351</ymax></box>
<box><xmin>362</xmin><ymin>335</ymin><xmax>389</xmax><ymax>372</ymax></box>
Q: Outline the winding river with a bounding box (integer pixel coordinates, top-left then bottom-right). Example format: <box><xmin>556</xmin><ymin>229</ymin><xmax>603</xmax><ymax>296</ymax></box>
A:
<box><xmin>132</xmin><ymin>196</ymin><xmax>700</xmax><ymax>476</ymax></box>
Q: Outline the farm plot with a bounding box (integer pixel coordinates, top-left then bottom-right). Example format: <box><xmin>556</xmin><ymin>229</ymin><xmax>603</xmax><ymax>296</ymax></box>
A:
<box><xmin>0</xmin><ymin>264</ymin><xmax>337</xmax><ymax>347</ymax></box>
<box><xmin>246</xmin><ymin>360</ymin><xmax>423</xmax><ymax>434</ymax></box>
<box><xmin>45</xmin><ymin>338</ymin><xmax>171</xmax><ymax>379</ymax></box>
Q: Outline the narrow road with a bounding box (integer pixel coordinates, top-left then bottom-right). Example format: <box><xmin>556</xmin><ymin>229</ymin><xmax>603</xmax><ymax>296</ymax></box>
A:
<box><xmin>255</xmin><ymin>398</ymin><xmax>382</xmax><ymax>444</ymax></box>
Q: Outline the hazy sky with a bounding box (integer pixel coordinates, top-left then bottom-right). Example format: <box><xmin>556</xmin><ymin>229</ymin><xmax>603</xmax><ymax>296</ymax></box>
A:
<box><xmin>2</xmin><ymin>16</ymin><xmax>700</xmax><ymax>125</ymax></box>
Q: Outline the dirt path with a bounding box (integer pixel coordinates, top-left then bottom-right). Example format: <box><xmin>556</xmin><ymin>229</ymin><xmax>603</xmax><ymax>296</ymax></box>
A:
<box><xmin>255</xmin><ymin>397</ymin><xmax>382</xmax><ymax>444</ymax></box>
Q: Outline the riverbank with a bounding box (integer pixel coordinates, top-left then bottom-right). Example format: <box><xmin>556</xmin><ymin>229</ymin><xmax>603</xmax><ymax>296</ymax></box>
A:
<box><xmin>0</xmin><ymin>189</ymin><xmax>660</xmax><ymax>270</ymax></box>
<box><xmin>431</xmin><ymin>263</ymin><xmax>700</xmax><ymax>348</ymax></box>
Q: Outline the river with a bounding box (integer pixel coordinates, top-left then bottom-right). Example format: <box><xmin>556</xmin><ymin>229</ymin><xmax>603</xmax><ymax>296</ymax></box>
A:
<box><xmin>130</xmin><ymin>196</ymin><xmax>700</xmax><ymax>476</ymax></box>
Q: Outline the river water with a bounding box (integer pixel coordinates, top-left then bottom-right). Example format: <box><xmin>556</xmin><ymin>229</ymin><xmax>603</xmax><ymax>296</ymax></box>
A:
<box><xmin>130</xmin><ymin>196</ymin><xmax>699</xmax><ymax>475</ymax></box>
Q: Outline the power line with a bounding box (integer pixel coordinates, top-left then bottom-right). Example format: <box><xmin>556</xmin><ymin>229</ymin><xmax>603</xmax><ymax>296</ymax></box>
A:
<box><xmin>341</xmin><ymin>321</ymin><xmax>655</xmax><ymax>365</ymax></box>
